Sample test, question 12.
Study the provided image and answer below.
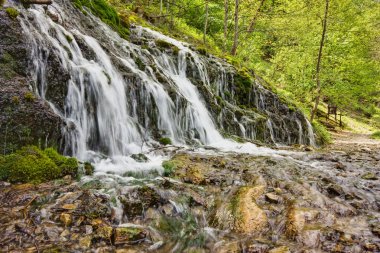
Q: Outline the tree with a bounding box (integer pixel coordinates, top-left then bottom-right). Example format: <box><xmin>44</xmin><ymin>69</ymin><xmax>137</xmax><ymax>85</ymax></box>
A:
<box><xmin>231</xmin><ymin>0</ymin><xmax>239</xmax><ymax>55</ymax></box>
<box><xmin>203</xmin><ymin>0</ymin><xmax>209</xmax><ymax>44</ymax></box>
<box><xmin>247</xmin><ymin>0</ymin><xmax>265</xmax><ymax>33</ymax></box>
<box><xmin>224</xmin><ymin>0</ymin><xmax>229</xmax><ymax>52</ymax></box>
<box><xmin>310</xmin><ymin>0</ymin><xmax>329</xmax><ymax>122</ymax></box>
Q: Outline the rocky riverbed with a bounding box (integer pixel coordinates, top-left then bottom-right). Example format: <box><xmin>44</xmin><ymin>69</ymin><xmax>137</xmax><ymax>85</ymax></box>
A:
<box><xmin>1</xmin><ymin>136</ymin><xmax>379</xmax><ymax>253</ymax></box>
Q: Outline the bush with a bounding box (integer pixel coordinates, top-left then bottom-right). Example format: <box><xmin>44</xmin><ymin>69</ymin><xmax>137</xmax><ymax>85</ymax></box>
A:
<box><xmin>312</xmin><ymin>121</ymin><xmax>331</xmax><ymax>145</ymax></box>
<box><xmin>0</xmin><ymin>146</ymin><xmax>78</xmax><ymax>183</ymax></box>
<box><xmin>159</xmin><ymin>137</ymin><xmax>172</xmax><ymax>145</ymax></box>
<box><xmin>5</xmin><ymin>7</ymin><xmax>19</xmax><ymax>19</ymax></box>
<box><xmin>24</xmin><ymin>92</ymin><xmax>35</xmax><ymax>102</ymax></box>
<box><xmin>162</xmin><ymin>160</ymin><xmax>176</xmax><ymax>177</ymax></box>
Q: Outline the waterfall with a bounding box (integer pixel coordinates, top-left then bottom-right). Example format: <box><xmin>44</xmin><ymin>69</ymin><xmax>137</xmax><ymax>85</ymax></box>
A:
<box><xmin>17</xmin><ymin>0</ymin><xmax>316</xmax><ymax>172</ymax></box>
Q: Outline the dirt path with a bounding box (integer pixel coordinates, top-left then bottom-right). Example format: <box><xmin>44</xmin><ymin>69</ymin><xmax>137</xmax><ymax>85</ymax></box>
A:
<box><xmin>326</xmin><ymin>130</ymin><xmax>380</xmax><ymax>152</ymax></box>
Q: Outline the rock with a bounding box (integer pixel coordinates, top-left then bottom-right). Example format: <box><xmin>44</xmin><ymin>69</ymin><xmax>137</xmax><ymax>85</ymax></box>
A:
<box><xmin>62</xmin><ymin>203</ymin><xmax>77</xmax><ymax>210</ymax></box>
<box><xmin>231</xmin><ymin>186</ymin><xmax>268</xmax><ymax>234</ymax></box>
<box><xmin>85</xmin><ymin>225</ymin><xmax>93</xmax><ymax>234</ymax></box>
<box><xmin>115</xmin><ymin>249</ymin><xmax>139</xmax><ymax>253</ymax></box>
<box><xmin>268</xmin><ymin>246</ymin><xmax>290</xmax><ymax>253</ymax></box>
<box><xmin>265</xmin><ymin>193</ymin><xmax>281</xmax><ymax>203</ymax></box>
<box><xmin>96</xmin><ymin>224</ymin><xmax>113</xmax><ymax>241</ymax></box>
<box><xmin>148</xmin><ymin>241</ymin><xmax>164</xmax><ymax>251</ymax></box>
<box><xmin>113</xmin><ymin>226</ymin><xmax>146</xmax><ymax>245</ymax></box>
<box><xmin>214</xmin><ymin>241</ymin><xmax>240</xmax><ymax>253</ymax></box>
<box><xmin>361</xmin><ymin>172</ymin><xmax>378</xmax><ymax>180</ymax></box>
<box><xmin>59</xmin><ymin>213</ymin><xmax>72</xmax><ymax>226</ymax></box>
<box><xmin>79</xmin><ymin>236</ymin><xmax>92</xmax><ymax>248</ymax></box>
<box><xmin>131</xmin><ymin>153</ymin><xmax>149</xmax><ymax>162</ymax></box>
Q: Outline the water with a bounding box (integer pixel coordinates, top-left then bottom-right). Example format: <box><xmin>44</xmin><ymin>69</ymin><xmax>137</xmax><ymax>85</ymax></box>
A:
<box><xmin>18</xmin><ymin>0</ymin><xmax>315</xmax><ymax>174</ymax></box>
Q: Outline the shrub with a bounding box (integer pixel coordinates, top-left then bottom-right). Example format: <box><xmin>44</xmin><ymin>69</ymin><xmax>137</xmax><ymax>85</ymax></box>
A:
<box><xmin>0</xmin><ymin>146</ymin><xmax>78</xmax><ymax>183</ymax></box>
<box><xmin>312</xmin><ymin>121</ymin><xmax>331</xmax><ymax>145</ymax></box>
<box><xmin>24</xmin><ymin>92</ymin><xmax>35</xmax><ymax>102</ymax></box>
<box><xmin>162</xmin><ymin>160</ymin><xmax>176</xmax><ymax>177</ymax></box>
<box><xmin>5</xmin><ymin>7</ymin><xmax>19</xmax><ymax>19</ymax></box>
<box><xmin>159</xmin><ymin>137</ymin><xmax>172</xmax><ymax>145</ymax></box>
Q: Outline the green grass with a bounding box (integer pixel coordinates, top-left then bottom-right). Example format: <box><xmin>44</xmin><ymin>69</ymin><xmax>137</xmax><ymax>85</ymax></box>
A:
<box><xmin>312</xmin><ymin>121</ymin><xmax>332</xmax><ymax>145</ymax></box>
<box><xmin>371</xmin><ymin>131</ymin><xmax>380</xmax><ymax>139</ymax></box>
<box><xmin>5</xmin><ymin>7</ymin><xmax>19</xmax><ymax>19</ymax></box>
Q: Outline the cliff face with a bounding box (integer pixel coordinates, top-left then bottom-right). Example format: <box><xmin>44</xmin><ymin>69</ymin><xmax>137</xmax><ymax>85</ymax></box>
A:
<box><xmin>0</xmin><ymin>10</ymin><xmax>62</xmax><ymax>154</ymax></box>
<box><xmin>0</xmin><ymin>0</ymin><xmax>314</xmax><ymax>157</ymax></box>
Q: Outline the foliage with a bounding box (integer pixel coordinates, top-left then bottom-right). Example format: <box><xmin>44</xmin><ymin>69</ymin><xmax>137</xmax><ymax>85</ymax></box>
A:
<box><xmin>312</xmin><ymin>121</ymin><xmax>331</xmax><ymax>145</ymax></box>
<box><xmin>371</xmin><ymin>131</ymin><xmax>380</xmax><ymax>140</ymax></box>
<box><xmin>162</xmin><ymin>160</ymin><xmax>176</xmax><ymax>177</ymax></box>
<box><xmin>5</xmin><ymin>7</ymin><xmax>19</xmax><ymax>19</ymax></box>
<box><xmin>72</xmin><ymin>0</ymin><xmax>129</xmax><ymax>39</ymax></box>
<box><xmin>0</xmin><ymin>146</ymin><xmax>78</xmax><ymax>183</ymax></box>
<box><xmin>24</xmin><ymin>92</ymin><xmax>35</xmax><ymax>102</ymax></box>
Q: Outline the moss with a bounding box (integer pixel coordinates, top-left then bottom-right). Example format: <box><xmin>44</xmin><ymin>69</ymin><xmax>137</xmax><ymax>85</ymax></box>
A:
<box><xmin>65</xmin><ymin>34</ymin><xmax>73</xmax><ymax>43</ymax></box>
<box><xmin>84</xmin><ymin>162</ymin><xmax>94</xmax><ymax>175</ymax></box>
<box><xmin>73</xmin><ymin>0</ymin><xmax>129</xmax><ymax>39</ymax></box>
<box><xmin>159</xmin><ymin>137</ymin><xmax>172</xmax><ymax>145</ymax></box>
<box><xmin>5</xmin><ymin>7</ymin><xmax>19</xmax><ymax>19</ymax></box>
<box><xmin>0</xmin><ymin>146</ymin><xmax>79</xmax><ymax>183</ymax></box>
<box><xmin>24</xmin><ymin>92</ymin><xmax>35</xmax><ymax>102</ymax></box>
<box><xmin>162</xmin><ymin>160</ymin><xmax>176</xmax><ymax>177</ymax></box>
<box><xmin>155</xmin><ymin>39</ymin><xmax>172</xmax><ymax>49</ymax></box>
<box><xmin>196</xmin><ymin>46</ymin><xmax>207</xmax><ymax>56</ymax></box>
<box><xmin>11</xmin><ymin>96</ymin><xmax>20</xmax><ymax>105</ymax></box>
<box><xmin>0</xmin><ymin>0</ymin><xmax>5</xmax><ymax>7</ymax></box>
<box><xmin>135</xmin><ymin>57</ymin><xmax>146</xmax><ymax>70</ymax></box>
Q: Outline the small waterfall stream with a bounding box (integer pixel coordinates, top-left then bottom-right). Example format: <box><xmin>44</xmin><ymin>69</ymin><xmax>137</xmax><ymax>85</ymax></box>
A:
<box><xmin>18</xmin><ymin>0</ymin><xmax>315</xmax><ymax>172</ymax></box>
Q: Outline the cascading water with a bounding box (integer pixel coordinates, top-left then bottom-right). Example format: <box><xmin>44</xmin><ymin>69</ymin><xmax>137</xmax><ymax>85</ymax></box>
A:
<box><xmin>18</xmin><ymin>0</ymin><xmax>315</xmax><ymax>172</ymax></box>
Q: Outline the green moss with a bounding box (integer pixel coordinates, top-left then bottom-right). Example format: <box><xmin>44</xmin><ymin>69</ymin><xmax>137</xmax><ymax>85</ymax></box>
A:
<box><xmin>65</xmin><ymin>34</ymin><xmax>73</xmax><ymax>43</ymax></box>
<box><xmin>162</xmin><ymin>160</ymin><xmax>176</xmax><ymax>177</ymax></box>
<box><xmin>0</xmin><ymin>0</ymin><xmax>5</xmax><ymax>7</ymax></box>
<box><xmin>11</xmin><ymin>96</ymin><xmax>20</xmax><ymax>105</ymax></box>
<box><xmin>159</xmin><ymin>137</ymin><xmax>172</xmax><ymax>145</ymax></box>
<box><xmin>72</xmin><ymin>0</ymin><xmax>129</xmax><ymax>39</ymax></box>
<box><xmin>155</xmin><ymin>39</ymin><xmax>172</xmax><ymax>49</ymax></box>
<box><xmin>24</xmin><ymin>92</ymin><xmax>35</xmax><ymax>102</ymax></box>
<box><xmin>135</xmin><ymin>58</ymin><xmax>146</xmax><ymax>70</ymax></box>
<box><xmin>84</xmin><ymin>162</ymin><xmax>94</xmax><ymax>175</ymax></box>
<box><xmin>371</xmin><ymin>131</ymin><xmax>380</xmax><ymax>139</ymax></box>
<box><xmin>0</xmin><ymin>146</ymin><xmax>79</xmax><ymax>183</ymax></box>
<box><xmin>5</xmin><ymin>7</ymin><xmax>19</xmax><ymax>19</ymax></box>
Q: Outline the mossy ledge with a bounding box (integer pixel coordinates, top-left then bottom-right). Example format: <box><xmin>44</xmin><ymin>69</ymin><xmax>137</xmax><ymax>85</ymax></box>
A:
<box><xmin>0</xmin><ymin>146</ymin><xmax>79</xmax><ymax>184</ymax></box>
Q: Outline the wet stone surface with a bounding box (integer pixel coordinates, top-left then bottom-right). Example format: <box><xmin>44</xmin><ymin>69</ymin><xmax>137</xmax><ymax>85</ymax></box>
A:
<box><xmin>0</xmin><ymin>142</ymin><xmax>379</xmax><ymax>252</ymax></box>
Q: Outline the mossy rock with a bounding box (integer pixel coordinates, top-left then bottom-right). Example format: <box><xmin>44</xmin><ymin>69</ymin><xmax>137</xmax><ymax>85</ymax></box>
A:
<box><xmin>5</xmin><ymin>7</ymin><xmax>19</xmax><ymax>19</ymax></box>
<box><xmin>159</xmin><ymin>137</ymin><xmax>172</xmax><ymax>145</ymax></box>
<box><xmin>0</xmin><ymin>146</ymin><xmax>79</xmax><ymax>183</ymax></box>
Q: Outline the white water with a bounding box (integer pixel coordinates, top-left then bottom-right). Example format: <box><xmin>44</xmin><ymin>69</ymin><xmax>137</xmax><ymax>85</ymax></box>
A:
<box><xmin>18</xmin><ymin>1</ymin><xmax>315</xmax><ymax>174</ymax></box>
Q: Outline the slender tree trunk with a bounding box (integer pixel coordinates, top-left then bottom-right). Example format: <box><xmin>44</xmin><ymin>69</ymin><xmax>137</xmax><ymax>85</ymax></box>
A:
<box><xmin>203</xmin><ymin>0</ymin><xmax>209</xmax><ymax>45</ymax></box>
<box><xmin>160</xmin><ymin>0</ymin><xmax>163</xmax><ymax>15</ymax></box>
<box><xmin>224</xmin><ymin>0</ymin><xmax>229</xmax><ymax>52</ymax></box>
<box><xmin>170</xmin><ymin>0</ymin><xmax>175</xmax><ymax>28</ymax></box>
<box><xmin>310</xmin><ymin>0</ymin><xmax>329</xmax><ymax>122</ymax></box>
<box><xmin>247</xmin><ymin>0</ymin><xmax>265</xmax><ymax>33</ymax></box>
<box><xmin>231</xmin><ymin>0</ymin><xmax>239</xmax><ymax>55</ymax></box>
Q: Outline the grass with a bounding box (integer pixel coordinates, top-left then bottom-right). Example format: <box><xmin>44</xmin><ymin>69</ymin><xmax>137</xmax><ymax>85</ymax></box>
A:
<box><xmin>371</xmin><ymin>131</ymin><xmax>380</xmax><ymax>140</ymax></box>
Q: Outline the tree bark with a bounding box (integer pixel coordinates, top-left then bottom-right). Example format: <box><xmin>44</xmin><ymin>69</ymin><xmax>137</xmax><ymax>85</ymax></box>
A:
<box><xmin>231</xmin><ymin>0</ymin><xmax>239</xmax><ymax>55</ymax></box>
<box><xmin>224</xmin><ymin>0</ymin><xmax>229</xmax><ymax>52</ymax></box>
<box><xmin>203</xmin><ymin>0</ymin><xmax>209</xmax><ymax>45</ymax></box>
<box><xmin>310</xmin><ymin>0</ymin><xmax>329</xmax><ymax>122</ymax></box>
<box><xmin>247</xmin><ymin>0</ymin><xmax>265</xmax><ymax>33</ymax></box>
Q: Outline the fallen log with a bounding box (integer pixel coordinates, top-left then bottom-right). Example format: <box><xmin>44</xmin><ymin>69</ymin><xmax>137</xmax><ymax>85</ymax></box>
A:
<box><xmin>22</xmin><ymin>0</ymin><xmax>53</xmax><ymax>5</ymax></box>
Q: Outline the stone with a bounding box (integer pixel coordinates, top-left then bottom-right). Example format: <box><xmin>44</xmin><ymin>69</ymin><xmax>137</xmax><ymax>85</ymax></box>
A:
<box><xmin>361</xmin><ymin>172</ymin><xmax>378</xmax><ymax>180</ymax></box>
<box><xmin>131</xmin><ymin>153</ymin><xmax>149</xmax><ymax>162</ymax></box>
<box><xmin>62</xmin><ymin>203</ymin><xmax>77</xmax><ymax>210</ymax></box>
<box><xmin>96</xmin><ymin>224</ymin><xmax>113</xmax><ymax>241</ymax></box>
<box><xmin>114</xmin><ymin>226</ymin><xmax>146</xmax><ymax>245</ymax></box>
<box><xmin>268</xmin><ymin>246</ymin><xmax>290</xmax><ymax>253</ymax></box>
<box><xmin>265</xmin><ymin>193</ymin><xmax>281</xmax><ymax>203</ymax></box>
<box><xmin>79</xmin><ymin>236</ymin><xmax>92</xmax><ymax>248</ymax></box>
<box><xmin>85</xmin><ymin>225</ymin><xmax>93</xmax><ymax>234</ymax></box>
<box><xmin>59</xmin><ymin>213</ymin><xmax>72</xmax><ymax>226</ymax></box>
<box><xmin>231</xmin><ymin>186</ymin><xmax>268</xmax><ymax>234</ymax></box>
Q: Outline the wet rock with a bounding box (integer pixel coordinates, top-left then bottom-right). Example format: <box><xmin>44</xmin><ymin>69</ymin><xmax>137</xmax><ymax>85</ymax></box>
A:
<box><xmin>59</xmin><ymin>213</ymin><xmax>72</xmax><ymax>226</ymax></box>
<box><xmin>268</xmin><ymin>246</ymin><xmax>290</xmax><ymax>253</ymax></box>
<box><xmin>265</xmin><ymin>193</ymin><xmax>281</xmax><ymax>203</ymax></box>
<box><xmin>148</xmin><ymin>241</ymin><xmax>164</xmax><ymax>251</ymax></box>
<box><xmin>231</xmin><ymin>186</ymin><xmax>268</xmax><ymax>234</ymax></box>
<box><xmin>114</xmin><ymin>226</ymin><xmax>146</xmax><ymax>245</ymax></box>
<box><xmin>361</xmin><ymin>172</ymin><xmax>378</xmax><ymax>180</ymax></box>
<box><xmin>131</xmin><ymin>153</ymin><xmax>149</xmax><ymax>163</ymax></box>
<box><xmin>79</xmin><ymin>235</ymin><xmax>92</xmax><ymax>248</ymax></box>
<box><xmin>95</xmin><ymin>224</ymin><xmax>113</xmax><ymax>241</ymax></box>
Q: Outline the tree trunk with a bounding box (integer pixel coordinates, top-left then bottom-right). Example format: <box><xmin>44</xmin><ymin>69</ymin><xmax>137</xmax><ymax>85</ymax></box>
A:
<box><xmin>231</xmin><ymin>0</ymin><xmax>239</xmax><ymax>55</ymax></box>
<box><xmin>224</xmin><ymin>0</ymin><xmax>229</xmax><ymax>52</ymax></box>
<box><xmin>203</xmin><ymin>0</ymin><xmax>209</xmax><ymax>45</ymax></box>
<box><xmin>310</xmin><ymin>0</ymin><xmax>329</xmax><ymax>122</ymax></box>
<box><xmin>247</xmin><ymin>0</ymin><xmax>265</xmax><ymax>33</ymax></box>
